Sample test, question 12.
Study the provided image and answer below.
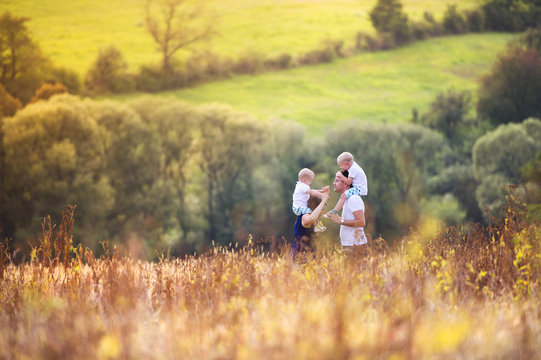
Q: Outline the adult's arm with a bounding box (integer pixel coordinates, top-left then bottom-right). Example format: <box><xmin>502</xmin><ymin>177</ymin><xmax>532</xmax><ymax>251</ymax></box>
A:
<box><xmin>301</xmin><ymin>192</ymin><xmax>329</xmax><ymax>228</ymax></box>
<box><xmin>327</xmin><ymin>209</ymin><xmax>365</xmax><ymax>227</ymax></box>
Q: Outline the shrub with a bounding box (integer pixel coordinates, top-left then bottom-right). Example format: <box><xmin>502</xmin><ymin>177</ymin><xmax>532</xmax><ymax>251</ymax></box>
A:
<box><xmin>135</xmin><ymin>64</ymin><xmax>188</xmax><ymax>92</ymax></box>
<box><xmin>465</xmin><ymin>8</ymin><xmax>485</xmax><ymax>32</ymax></box>
<box><xmin>443</xmin><ymin>5</ymin><xmax>469</xmax><ymax>34</ymax></box>
<box><xmin>264</xmin><ymin>53</ymin><xmax>294</xmax><ymax>69</ymax></box>
<box><xmin>410</xmin><ymin>21</ymin><xmax>430</xmax><ymax>40</ymax></box>
<box><xmin>369</xmin><ymin>0</ymin><xmax>411</xmax><ymax>45</ymax></box>
<box><xmin>482</xmin><ymin>0</ymin><xmax>541</xmax><ymax>32</ymax></box>
<box><xmin>0</xmin><ymin>84</ymin><xmax>22</xmax><ymax>117</ymax></box>
<box><xmin>84</xmin><ymin>46</ymin><xmax>134</xmax><ymax>94</ymax></box>
<box><xmin>30</xmin><ymin>82</ymin><xmax>68</xmax><ymax>103</ymax></box>
<box><xmin>517</xmin><ymin>27</ymin><xmax>541</xmax><ymax>54</ymax></box>
<box><xmin>478</xmin><ymin>47</ymin><xmax>541</xmax><ymax>125</ymax></box>
<box><xmin>423</xmin><ymin>11</ymin><xmax>444</xmax><ymax>36</ymax></box>
<box><xmin>231</xmin><ymin>51</ymin><xmax>265</xmax><ymax>74</ymax></box>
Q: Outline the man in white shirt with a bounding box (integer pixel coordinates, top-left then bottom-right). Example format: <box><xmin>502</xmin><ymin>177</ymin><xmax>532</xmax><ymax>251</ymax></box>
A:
<box><xmin>327</xmin><ymin>170</ymin><xmax>367</xmax><ymax>250</ymax></box>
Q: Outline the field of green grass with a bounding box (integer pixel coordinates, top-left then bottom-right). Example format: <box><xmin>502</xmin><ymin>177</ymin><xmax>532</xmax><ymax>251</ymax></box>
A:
<box><xmin>116</xmin><ymin>33</ymin><xmax>514</xmax><ymax>134</ymax></box>
<box><xmin>2</xmin><ymin>0</ymin><xmax>481</xmax><ymax>75</ymax></box>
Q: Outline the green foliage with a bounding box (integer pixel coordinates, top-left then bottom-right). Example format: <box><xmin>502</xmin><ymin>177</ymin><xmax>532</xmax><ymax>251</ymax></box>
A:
<box><xmin>443</xmin><ymin>5</ymin><xmax>469</xmax><ymax>34</ymax></box>
<box><xmin>416</xmin><ymin>88</ymin><xmax>473</xmax><ymax>143</ymax></box>
<box><xmin>369</xmin><ymin>0</ymin><xmax>411</xmax><ymax>45</ymax></box>
<box><xmin>195</xmin><ymin>104</ymin><xmax>266</xmax><ymax>244</ymax></box>
<box><xmin>421</xmin><ymin>194</ymin><xmax>466</xmax><ymax>226</ymax></box>
<box><xmin>517</xmin><ymin>26</ymin><xmax>541</xmax><ymax>53</ymax></box>
<box><xmin>0</xmin><ymin>83</ymin><xmax>22</xmax><ymax>116</ymax></box>
<box><xmin>478</xmin><ymin>46</ymin><xmax>541</xmax><ymax>125</ymax></box>
<box><xmin>1</xmin><ymin>95</ymin><xmax>111</xmax><ymax>251</ymax></box>
<box><xmin>29</xmin><ymin>82</ymin><xmax>67</xmax><ymax>103</ymax></box>
<box><xmin>482</xmin><ymin>0</ymin><xmax>541</xmax><ymax>32</ymax></box>
<box><xmin>464</xmin><ymin>8</ymin><xmax>485</xmax><ymax>32</ymax></box>
<box><xmin>473</xmin><ymin>118</ymin><xmax>541</xmax><ymax>217</ymax></box>
<box><xmin>0</xmin><ymin>12</ymin><xmax>50</xmax><ymax>103</ymax></box>
<box><xmin>428</xmin><ymin>164</ymin><xmax>483</xmax><ymax>222</ymax></box>
<box><xmin>85</xmin><ymin>46</ymin><xmax>134</xmax><ymax>94</ymax></box>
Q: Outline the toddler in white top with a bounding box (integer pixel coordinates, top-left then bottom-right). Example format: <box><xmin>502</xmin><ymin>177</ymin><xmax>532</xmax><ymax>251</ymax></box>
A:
<box><xmin>326</xmin><ymin>152</ymin><xmax>367</xmax><ymax>216</ymax></box>
<box><xmin>292</xmin><ymin>168</ymin><xmax>329</xmax><ymax>232</ymax></box>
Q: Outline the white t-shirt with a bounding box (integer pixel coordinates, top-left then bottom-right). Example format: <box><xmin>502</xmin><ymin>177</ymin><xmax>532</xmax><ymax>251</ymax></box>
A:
<box><xmin>339</xmin><ymin>194</ymin><xmax>367</xmax><ymax>246</ymax></box>
<box><xmin>292</xmin><ymin>181</ymin><xmax>310</xmax><ymax>208</ymax></box>
<box><xmin>349</xmin><ymin>162</ymin><xmax>368</xmax><ymax>196</ymax></box>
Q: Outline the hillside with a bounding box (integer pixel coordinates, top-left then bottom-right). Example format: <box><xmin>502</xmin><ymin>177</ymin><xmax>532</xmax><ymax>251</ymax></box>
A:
<box><xmin>2</xmin><ymin>0</ymin><xmax>481</xmax><ymax>75</ymax></box>
<box><xmin>116</xmin><ymin>33</ymin><xmax>514</xmax><ymax>134</ymax></box>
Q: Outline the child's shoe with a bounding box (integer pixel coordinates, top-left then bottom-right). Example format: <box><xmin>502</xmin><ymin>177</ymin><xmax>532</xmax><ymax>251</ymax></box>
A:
<box><xmin>323</xmin><ymin>209</ymin><xmax>338</xmax><ymax>218</ymax></box>
<box><xmin>314</xmin><ymin>220</ymin><xmax>326</xmax><ymax>233</ymax></box>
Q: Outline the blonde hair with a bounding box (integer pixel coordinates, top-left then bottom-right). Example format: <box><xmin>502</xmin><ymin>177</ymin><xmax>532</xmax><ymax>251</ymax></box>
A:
<box><xmin>337</xmin><ymin>152</ymin><xmax>354</xmax><ymax>164</ymax></box>
<box><xmin>298</xmin><ymin>168</ymin><xmax>314</xmax><ymax>181</ymax></box>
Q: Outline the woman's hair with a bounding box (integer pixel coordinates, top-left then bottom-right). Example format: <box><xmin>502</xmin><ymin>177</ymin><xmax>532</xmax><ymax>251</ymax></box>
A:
<box><xmin>307</xmin><ymin>195</ymin><xmax>322</xmax><ymax>211</ymax></box>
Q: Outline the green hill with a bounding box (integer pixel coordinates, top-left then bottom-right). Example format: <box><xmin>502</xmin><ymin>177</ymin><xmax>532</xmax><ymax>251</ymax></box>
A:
<box><xmin>2</xmin><ymin>0</ymin><xmax>481</xmax><ymax>75</ymax></box>
<box><xmin>116</xmin><ymin>33</ymin><xmax>514</xmax><ymax>135</ymax></box>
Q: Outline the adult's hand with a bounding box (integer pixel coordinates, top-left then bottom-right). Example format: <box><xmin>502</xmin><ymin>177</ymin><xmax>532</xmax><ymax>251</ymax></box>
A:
<box><xmin>327</xmin><ymin>212</ymin><xmax>341</xmax><ymax>225</ymax></box>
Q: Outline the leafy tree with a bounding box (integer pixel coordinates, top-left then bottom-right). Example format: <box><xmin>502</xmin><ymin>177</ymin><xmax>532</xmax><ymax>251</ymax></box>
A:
<box><xmin>85</xmin><ymin>99</ymin><xmax>161</xmax><ymax>242</ymax></box>
<box><xmin>517</xmin><ymin>26</ymin><xmax>541</xmax><ymax>54</ymax></box>
<box><xmin>129</xmin><ymin>97</ymin><xmax>196</xmax><ymax>253</ymax></box>
<box><xmin>195</xmin><ymin>104</ymin><xmax>266</xmax><ymax>244</ymax></box>
<box><xmin>522</xmin><ymin>152</ymin><xmax>541</xmax><ymax>218</ymax></box>
<box><xmin>482</xmin><ymin>0</ymin><xmax>541</xmax><ymax>32</ymax></box>
<box><xmin>0</xmin><ymin>83</ymin><xmax>21</xmax><ymax>116</ymax></box>
<box><xmin>0</xmin><ymin>12</ymin><xmax>49</xmax><ymax>103</ymax></box>
<box><xmin>473</xmin><ymin>118</ymin><xmax>541</xmax><ymax>217</ymax></box>
<box><xmin>427</xmin><ymin>164</ymin><xmax>483</xmax><ymax>222</ymax></box>
<box><xmin>30</xmin><ymin>82</ymin><xmax>67</xmax><ymax>103</ymax></box>
<box><xmin>417</xmin><ymin>89</ymin><xmax>473</xmax><ymax>142</ymax></box>
<box><xmin>145</xmin><ymin>0</ymin><xmax>214</xmax><ymax>73</ymax></box>
<box><xmin>369</xmin><ymin>0</ymin><xmax>411</xmax><ymax>45</ymax></box>
<box><xmin>443</xmin><ymin>5</ymin><xmax>469</xmax><ymax>34</ymax></box>
<box><xmin>478</xmin><ymin>46</ymin><xmax>541</xmax><ymax>125</ymax></box>
<box><xmin>1</xmin><ymin>95</ymin><xmax>113</xmax><ymax>251</ymax></box>
<box><xmin>84</xmin><ymin>46</ymin><xmax>133</xmax><ymax>94</ymax></box>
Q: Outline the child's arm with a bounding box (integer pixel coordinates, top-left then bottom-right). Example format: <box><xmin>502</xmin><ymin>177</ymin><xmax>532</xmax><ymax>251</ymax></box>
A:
<box><xmin>307</xmin><ymin>186</ymin><xmax>330</xmax><ymax>198</ymax></box>
<box><xmin>336</xmin><ymin>171</ymin><xmax>353</xmax><ymax>186</ymax></box>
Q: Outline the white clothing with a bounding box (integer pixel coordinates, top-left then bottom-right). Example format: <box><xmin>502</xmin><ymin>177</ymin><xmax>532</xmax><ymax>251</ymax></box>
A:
<box><xmin>348</xmin><ymin>162</ymin><xmax>368</xmax><ymax>196</ymax></box>
<box><xmin>339</xmin><ymin>194</ymin><xmax>367</xmax><ymax>246</ymax></box>
<box><xmin>292</xmin><ymin>181</ymin><xmax>310</xmax><ymax>209</ymax></box>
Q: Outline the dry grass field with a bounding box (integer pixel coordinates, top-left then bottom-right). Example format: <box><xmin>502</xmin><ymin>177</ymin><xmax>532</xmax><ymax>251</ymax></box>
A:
<box><xmin>1</xmin><ymin>201</ymin><xmax>540</xmax><ymax>359</ymax></box>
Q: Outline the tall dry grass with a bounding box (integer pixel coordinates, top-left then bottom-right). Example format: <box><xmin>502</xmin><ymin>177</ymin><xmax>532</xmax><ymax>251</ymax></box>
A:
<box><xmin>0</xmin><ymin>200</ymin><xmax>540</xmax><ymax>359</ymax></box>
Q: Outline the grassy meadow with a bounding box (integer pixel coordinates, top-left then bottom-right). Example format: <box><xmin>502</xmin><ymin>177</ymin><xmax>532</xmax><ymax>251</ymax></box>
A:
<box><xmin>1</xmin><ymin>205</ymin><xmax>540</xmax><ymax>359</ymax></box>
<box><xmin>2</xmin><ymin>0</ymin><xmax>482</xmax><ymax>75</ymax></box>
<box><xmin>117</xmin><ymin>33</ymin><xmax>514</xmax><ymax>133</ymax></box>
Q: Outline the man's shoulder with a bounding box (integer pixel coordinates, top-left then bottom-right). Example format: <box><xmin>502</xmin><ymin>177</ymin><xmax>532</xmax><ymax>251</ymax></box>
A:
<box><xmin>346</xmin><ymin>194</ymin><xmax>364</xmax><ymax>210</ymax></box>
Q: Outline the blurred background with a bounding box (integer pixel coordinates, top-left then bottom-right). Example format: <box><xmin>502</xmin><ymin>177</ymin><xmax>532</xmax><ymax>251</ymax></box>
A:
<box><xmin>0</xmin><ymin>0</ymin><xmax>540</xmax><ymax>259</ymax></box>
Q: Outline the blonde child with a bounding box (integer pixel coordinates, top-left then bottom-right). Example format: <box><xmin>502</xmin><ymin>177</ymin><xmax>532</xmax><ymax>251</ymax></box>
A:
<box><xmin>326</xmin><ymin>152</ymin><xmax>367</xmax><ymax>217</ymax></box>
<box><xmin>292</xmin><ymin>168</ymin><xmax>328</xmax><ymax>232</ymax></box>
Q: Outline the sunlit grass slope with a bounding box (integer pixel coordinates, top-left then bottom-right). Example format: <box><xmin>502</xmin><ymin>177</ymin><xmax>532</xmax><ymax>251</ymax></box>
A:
<box><xmin>2</xmin><ymin>0</ymin><xmax>481</xmax><ymax>75</ymax></box>
<box><xmin>118</xmin><ymin>33</ymin><xmax>513</xmax><ymax>134</ymax></box>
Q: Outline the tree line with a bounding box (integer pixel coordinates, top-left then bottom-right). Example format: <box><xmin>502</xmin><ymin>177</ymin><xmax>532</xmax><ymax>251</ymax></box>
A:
<box><xmin>0</xmin><ymin>90</ymin><xmax>539</xmax><ymax>259</ymax></box>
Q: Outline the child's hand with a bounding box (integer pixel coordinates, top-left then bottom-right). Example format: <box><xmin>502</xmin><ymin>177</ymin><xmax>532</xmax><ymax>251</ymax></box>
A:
<box><xmin>320</xmin><ymin>185</ymin><xmax>330</xmax><ymax>193</ymax></box>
